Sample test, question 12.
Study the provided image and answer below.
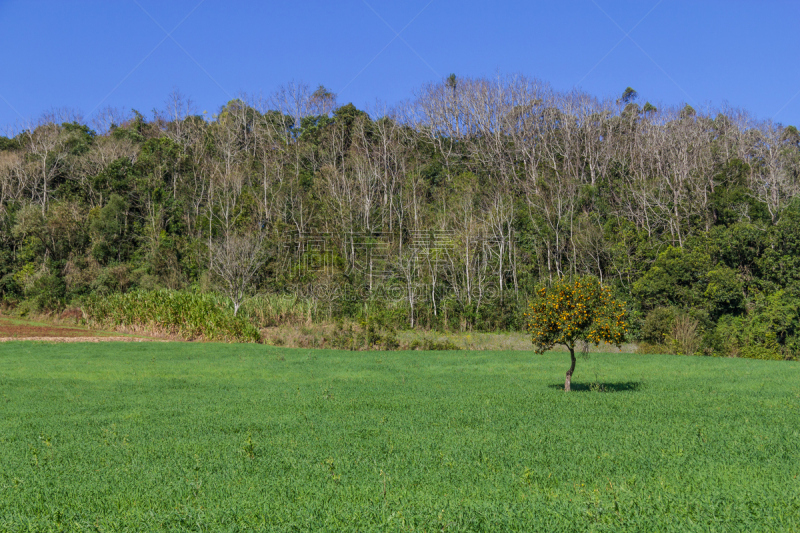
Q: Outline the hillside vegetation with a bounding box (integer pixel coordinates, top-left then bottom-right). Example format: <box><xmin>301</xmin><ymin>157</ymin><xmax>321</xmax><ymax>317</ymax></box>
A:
<box><xmin>1</xmin><ymin>78</ymin><xmax>799</xmax><ymax>357</ymax></box>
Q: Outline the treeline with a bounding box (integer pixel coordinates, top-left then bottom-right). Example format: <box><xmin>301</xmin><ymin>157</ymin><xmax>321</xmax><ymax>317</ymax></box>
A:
<box><xmin>1</xmin><ymin>76</ymin><xmax>799</xmax><ymax>357</ymax></box>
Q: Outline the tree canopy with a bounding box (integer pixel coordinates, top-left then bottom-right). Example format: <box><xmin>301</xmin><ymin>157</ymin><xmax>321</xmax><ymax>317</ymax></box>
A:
<box><xmin>526</xmin><ymin>276</ymin><xmax>628</xmax><ymax>390</ymax></box>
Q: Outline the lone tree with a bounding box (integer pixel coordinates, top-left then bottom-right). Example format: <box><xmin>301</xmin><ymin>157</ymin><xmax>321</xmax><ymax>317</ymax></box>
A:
<box><xmin>526</xmin><ymin>276</ymin><xmax>628</xmax><ymax>391</ymax></box>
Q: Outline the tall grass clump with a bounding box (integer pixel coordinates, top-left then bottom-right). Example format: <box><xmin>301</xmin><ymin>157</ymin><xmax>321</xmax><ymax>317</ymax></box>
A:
<box><xmin>85</xmin><ymin>289</ymin><xmax>261</xmax><ymax>342</ymax></box>
<box><xmin>239</xmin><ymin>293</ymin><xmax>316</xmax><ymax>327</ymax></box>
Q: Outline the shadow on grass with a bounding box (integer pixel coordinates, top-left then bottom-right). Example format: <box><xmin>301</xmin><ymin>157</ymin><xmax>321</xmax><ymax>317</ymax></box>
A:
<box><xmin>547</xmin><ymin>382</ymin><xmax>643</xmax><ymax>392</ymax></box>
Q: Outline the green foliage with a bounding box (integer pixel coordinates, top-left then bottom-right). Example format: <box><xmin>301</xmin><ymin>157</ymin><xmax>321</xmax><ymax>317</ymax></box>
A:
<box><xmin>748</xmin><ymin>288</ymin><xmax>800</xmax><ymax>352</ymax></box>
<box><xmin>708</xmin><ymin>159</ymin><xmax>770</xmax><ymax>226</ymax></box>
<box><xmin>622</xmin><ymin>102</ymin><xmax>641</xmax><ymax>116</ymax></box>
<box><xmin>640</xmin><ymin>307</ymin><xmax>675</xmax><ymax>344</ymax></box>
<box><xmin>783</xmin><ymin>125</ymin><xmax>800</xmax><ymax>143</ymax></box>
<box><xmin>703</xmin><ymin>266</ymin><xmax>744</xmax><ymax>318</ymax></box>
<box><xmin>0</xmin><ymin>345</ymin><xmax>799</xmax><ymax>530</ymax></box>
<box><xmin>326</xmin><ymin>317</ymin><xmax>400</xmax><ymax>351</ymax></box>
<box><xmin>737</xmin><ymin>344</ymin><xmax>786</xmax><ymax>361</ymax></box>
<box><xmin>89</xmin><ymin>194</ymin><xmax>132</xmax><ymax>264</ymax></box>
<box><xmin>0</xmin><ymin>135</ymin><xmax>20</xmax><ymax>150</ymax></box>
<box><xmin>633</xmin><ymin>246</ymin><xmax>713</xmax><ymax>310</ymax></box>
<box><xmin>61</xmin><ymin>121</ymin><xmax>95</xmax><ymax>155</ymax></box>
<box><xmin>620</xmin><ymin>86</ymin><xmax>638</xmax><ymax>104</ymax></box>
<box><xmin>1</xmin><ymin>78</ymin><xmax>800</xmax><ymax>347</ymax></box>
<box><xmin>710</xmin><ymin>222</ymin><xmax>766</xmax><ymax>280</ymax></box>
<box><xmin>681</xmin><ymin>104</ymin><xmax>697</xmax><ymax>118</ymax></box>
<box><xmin>10</xmin><ymin>266</ymin><xmax>66</xmax><ymax>313</ymax></box>
<box><xmin>712</xmin><ymin>288</ymin><xmax>800</xmax><ymax>360</ymax></box>
<box><xmin>759</xmin><ymin>199</ymin><xmax>800</xmax><ymax>287</ymax></box>
<box><xmin>84</xmin><ymin>289</ymin><xmax>261</xmax><ymax>342</ymax></box>
<box><xmin>91</xmin><ymin>157</ymin><xmax>136</xmax><ymax>197</ymax></box>
<box><xmin>527</xmin><ymin>276</ymin><xmax>628</xmax><ymax>353</ymax></box>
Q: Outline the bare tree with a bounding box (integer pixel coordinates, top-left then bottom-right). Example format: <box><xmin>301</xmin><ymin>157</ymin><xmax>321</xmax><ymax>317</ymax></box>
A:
<box><xmin>0</xmin><ymin>151</ymin><xmax>25</xmax><ymax>208</ymax></box>
<box><xmin>23</xmin><ymin>121</ymin><xmax>68</xmax><ymax>212</ymax></box>
<box><xmin>270</xmin><ymin>81</ymin><xmax>336</xmax><ymax>130</ymax></box>
<box><xmin>395</xmin><ymin>245</ymin><xmax>420</xmax><ymax>328</ymax></box>
<box><xmin>209</xmin><ymin>230</ymin><xmax>267</xmax><ymax>316</ymax></box>
<box><xmin>91</xmin><ymin>106</ymin><xmax>132</xmax><ymax>136</ymax></box>
<box><xmin>748</xmin><ymin>121</ymin><xmax>799</xmax><ymax>222</ymax></box>
<box><xmin>159</xmin><ymin>89</ymin><xmax>196</xmax><ymax>142</ymax></box>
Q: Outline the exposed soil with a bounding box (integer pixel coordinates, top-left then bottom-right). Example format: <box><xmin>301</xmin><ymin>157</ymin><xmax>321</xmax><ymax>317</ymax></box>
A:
<box><xmin>0</xmin><ymin>336</ymin><xmax>159</xmax><ymax>343</ymax></box>
<box><xmin>0</xmin><ymin>317</ymin><xmax>158</xmax><ymax>342</ymax></box>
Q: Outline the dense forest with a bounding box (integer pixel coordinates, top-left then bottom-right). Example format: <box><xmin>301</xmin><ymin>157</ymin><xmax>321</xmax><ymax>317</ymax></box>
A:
<box><xmin>1</xmin><ymin>75</ymin><xmax>799</xmax><ymax>357</ymax></box>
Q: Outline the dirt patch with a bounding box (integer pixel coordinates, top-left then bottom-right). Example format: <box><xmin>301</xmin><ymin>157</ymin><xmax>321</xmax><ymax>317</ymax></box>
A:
<box><xmin>0</xmin><ymin>336</ymin><xmax>160</xmax><ymax>343</ymax></box>
<box><xmin>0</xmin><ymin>323</ymin><xmax>102</xmax><ymax>339</ymax></box>
<box><xmin>0</xmin><ymin>316</ymin><xmax>158</xmax><ymax>342</ymax></box>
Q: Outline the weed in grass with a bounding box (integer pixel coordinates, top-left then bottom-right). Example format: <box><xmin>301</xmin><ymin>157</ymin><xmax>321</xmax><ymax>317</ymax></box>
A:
<box><xmin>243</xmin><ymin>434</ymin><xmax>257</xmax><ymax>460</ymax></box>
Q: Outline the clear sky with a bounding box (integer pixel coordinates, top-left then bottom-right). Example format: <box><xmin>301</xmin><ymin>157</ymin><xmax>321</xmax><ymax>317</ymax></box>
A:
<box><xmin>1</xmin><ymin>0</ymin><xmax>798</xmax><ymax>132</ymax></box>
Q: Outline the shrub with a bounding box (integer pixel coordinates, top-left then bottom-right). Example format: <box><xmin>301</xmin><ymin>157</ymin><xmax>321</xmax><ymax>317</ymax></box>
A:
<box><xmin>640</xmin><ymin>307</ymin><xmax>675</xmax><ymax>344</ymax></box>
<box><xmin>407</xmin><ymin>338</ymin><xmax>461</xmax><ymax>351</ymax></box>
<box><xmin>738</xmin><ymin>345</ymin><xmax>785</xmax><ymax>361</ymax></box>
<box><xmin>325</xmin><ymin>318</ymin><xmax>401</xmax><ymax>351</ymax></box>
<box><xmin>710</xmin><ymin>290</ymin><xmax>799</xmax><ymax>360</ymax></box>
<box><xmin>636</xmin><ymin>342</ymin><xmax>670</xmax><ymax>355</ymax></box>
<box><xmin>666</xmin><ymin>314</ymin><xmax>701</xmax><ymax>355</ymax></box>
<box><xmin>632</xmin><ymin>247</ymin><xmax>712</xmax><ymax>310</ymax></box>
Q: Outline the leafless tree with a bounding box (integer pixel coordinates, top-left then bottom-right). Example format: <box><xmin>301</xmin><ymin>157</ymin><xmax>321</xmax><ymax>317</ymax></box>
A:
<box><xmin>22</xmin><ymin>120</ymin><xmax>68</xmax><ymax>212</ymax></box>
<box><xmin>209</xmin><ymin>230</ymin><xmax>267</xmax><ymax>316</ymax></box>
<box><xmin>270</xmin><ymin>81</ymin><xmax>336</xmax><ymax>130</ymax></box>
<box><xmin>91</xmin><ymin>106</ymin><xmax>132</xmax><ymax>136</ymax></box>
<box><xmin>747</xmin><ymin>121</ymin><xmax>799</xmax><ymax>222</ymax></box>
<box><xmin>0</xmin><ymin>151</ymin><xmax>25</xmax><ymax>208</ymax></box>
<box><xmin>394</xmin><ymin>245</ymin><xmax>420</xmax><ymax>328</ymax></box>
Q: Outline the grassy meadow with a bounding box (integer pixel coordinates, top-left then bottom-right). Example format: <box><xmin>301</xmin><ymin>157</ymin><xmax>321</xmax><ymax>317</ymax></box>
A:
<box><xmin>0</xmin><ymin>342</ymin><xmax>799</xmax><ymax>531</ymax></box>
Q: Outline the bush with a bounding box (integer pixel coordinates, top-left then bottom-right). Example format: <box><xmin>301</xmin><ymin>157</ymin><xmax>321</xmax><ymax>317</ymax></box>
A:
<box><xmin>325</xmin><ymin>318</ymin><xmax>400</xmax><ymax>351</ymax></box>
<box><xmin>632</xmin><ymin>247</ymin><xmax>712</xmax><ymax>309</ymax></box>
<box><xmin>710</xmin><ymin>290</ymin><xmax>799</xmax><ymax>360</ymax></box>
<box><xmin>636</xmin><ymin>342</ymin><xmax>670</xmax><ymax>355</ymax></box>
<box><xmin>407</xmin><ymin>338</ymin><xmax>461</xmax><ymax>351</ymax></box>
<box><xmin>640</xmin><ymin>307</ymin><xmax>675</xmax><ymax>344</ymax></box>
<box><xmin>738</xmin><ymin>345</ymin><xmax>785</xmax><ymax>361</ymax></box>
<box><xmin>666</xmin><ymin>314</ymin><xmax>701</xmax><ymax>355</ymax></box>
<box><xmin>29</xmin><ymin>274</ymin><xmax>66</xmax><ymax>312</ymax></box>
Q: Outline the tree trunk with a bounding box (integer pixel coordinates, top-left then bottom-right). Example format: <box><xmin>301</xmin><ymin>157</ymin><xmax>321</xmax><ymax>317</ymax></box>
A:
<box><xmin>565</xmin><ymin>346</ymin><xmax>576</xmax><ymax>392</ymax></box>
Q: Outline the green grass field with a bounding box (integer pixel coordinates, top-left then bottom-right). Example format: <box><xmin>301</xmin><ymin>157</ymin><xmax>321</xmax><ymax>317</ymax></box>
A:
<box><xmin>1</xmin><ymin>343</ymin><xmax>799</xmax><ymax>532</ymax></box>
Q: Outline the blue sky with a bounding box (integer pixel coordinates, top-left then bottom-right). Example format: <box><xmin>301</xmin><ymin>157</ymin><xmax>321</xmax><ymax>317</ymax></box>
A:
<box><xmin>1</xmin><ymin>0</ymin><xmax>798</xmax><ymax>131</ymax></box>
